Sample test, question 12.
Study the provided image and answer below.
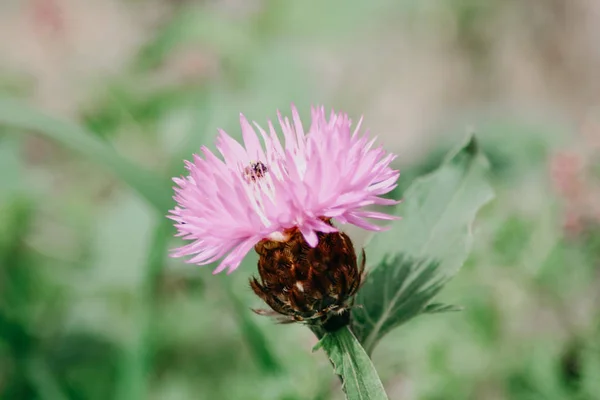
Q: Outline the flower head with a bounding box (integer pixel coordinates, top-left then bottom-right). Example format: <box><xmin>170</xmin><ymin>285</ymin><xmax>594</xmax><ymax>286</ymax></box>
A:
<box><xmin>251</xmin><ymin>226</ymin><xmax>365</xmax><ymax>329</ymax></box>
<box><xmin>169</xmin><ymin>105</ymin><xmax>400</xmax><ymax>274</ymax></box>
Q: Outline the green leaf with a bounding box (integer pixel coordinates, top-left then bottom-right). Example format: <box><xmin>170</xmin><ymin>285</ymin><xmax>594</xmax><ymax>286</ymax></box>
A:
<box><xmin>0</xmin><ymin>136</ymin><xmax>24</xmax><ymax>202</ymax></box>
<box><xmin>423</xmin><ymin>302</ymin><xmax>463</xmax><ymax>314</ymax></box>
<box><xmin>0</xmin><ymin>98</ymin><xmax>172</xmax><ymax>213</ymax></box>
<box><xmin>352</xmin><ymin>255</ymin><xmax>447</xmax><ymax>354</ymax></box>
<box><xmin>352</xmin><ymin>136</ymin><xmax>494</xmax><ymax>354</ymax></box>
<box><xmin>318</xmin><ymin>327</ymin><xmax>389</xmax><ymax>400</ymax></box>
<box><xmin>0</xmin><ymin>98</ymin><xmax>282</xmax><ymax>377</ymax></box>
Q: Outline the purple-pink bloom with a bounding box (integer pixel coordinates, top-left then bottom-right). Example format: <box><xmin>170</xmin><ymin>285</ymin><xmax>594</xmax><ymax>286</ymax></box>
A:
<box><xmin>169</xmin><ymin>105</ymin><xmax>400</xmax><ymax>274</ymax></box>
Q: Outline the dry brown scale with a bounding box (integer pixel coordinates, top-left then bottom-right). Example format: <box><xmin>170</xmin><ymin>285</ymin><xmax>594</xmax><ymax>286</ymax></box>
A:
<box><xmin>250</xmin><ymin>221</ymin><xmax>365</xmax><ymax>332</ymax></box>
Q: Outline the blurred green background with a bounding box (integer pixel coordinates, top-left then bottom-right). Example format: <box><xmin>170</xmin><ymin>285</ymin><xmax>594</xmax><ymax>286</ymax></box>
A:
<box><xmin>1</xmin><ymin>1</ymin><xmax>600</xmax><ymax>399</ymax></box>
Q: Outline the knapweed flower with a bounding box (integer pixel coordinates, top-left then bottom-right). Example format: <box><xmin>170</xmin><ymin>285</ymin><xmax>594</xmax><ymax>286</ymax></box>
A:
<box><xmin>169</xmin><ymin>105</ymin><xmax>399</xmax><ymax>328</ymax></box>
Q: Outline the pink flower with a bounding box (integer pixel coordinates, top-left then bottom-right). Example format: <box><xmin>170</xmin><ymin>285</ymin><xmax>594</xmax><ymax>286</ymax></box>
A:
<box><xmin>169</xmin><ymin>105</ymin><xmax>400</xmax><ymax>274</ymax></box>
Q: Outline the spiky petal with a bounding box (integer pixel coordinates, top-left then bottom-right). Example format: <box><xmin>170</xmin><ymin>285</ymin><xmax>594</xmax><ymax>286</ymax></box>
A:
<box><xmin>169</xmin><ymin>105</ymin><xmax>400</xmax><ymax>273</ymax></box>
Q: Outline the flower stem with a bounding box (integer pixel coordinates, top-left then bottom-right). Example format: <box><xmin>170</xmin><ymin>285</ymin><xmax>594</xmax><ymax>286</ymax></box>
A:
<box><xmin>116</xmin><ymin>220</ymin><xmax>170</xmax><ymax>400</ymax></box>
<box><xmin>316</xmin><ymin>326</ymin><xmax>389</xmax><ymax>400</ymax></box>
<box><xmin>219</xmin><ymin>277</ymin><xmax>282</xmax><ymax>373</ymax></box>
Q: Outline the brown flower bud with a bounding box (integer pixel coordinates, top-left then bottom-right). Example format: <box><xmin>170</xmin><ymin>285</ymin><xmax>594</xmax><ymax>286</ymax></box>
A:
<box><xmin>250</xmin><ymin>227</ymin><xmax>365</xmax><ymax>332</ymax></box>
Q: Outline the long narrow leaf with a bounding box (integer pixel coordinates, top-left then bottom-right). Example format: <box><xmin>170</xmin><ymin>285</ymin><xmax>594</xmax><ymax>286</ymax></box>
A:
<box><xmin>0</xmin><ymin>98</ymin><xmax>281</xmax><ymax>375</ymax></box>
<box><xmin>0</xmin><ymin>98</ymin><xmax>172</xmax><ymax>213</ymax></box>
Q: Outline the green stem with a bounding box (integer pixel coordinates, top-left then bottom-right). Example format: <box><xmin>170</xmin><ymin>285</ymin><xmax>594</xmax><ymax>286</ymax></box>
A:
<box><xmin>317</xmin><ymin>326</ymin><xmax>389</xmax><ymax>400</ymax></box>
<box><xmin>219</xmin><ymin>278</ymin><xmax>281</xmax><ymax>373</ymax></box>
<box><xmin>116</xmin><ymin>221</ymin><xmax>171</xmax><ymax>400</ymax></box>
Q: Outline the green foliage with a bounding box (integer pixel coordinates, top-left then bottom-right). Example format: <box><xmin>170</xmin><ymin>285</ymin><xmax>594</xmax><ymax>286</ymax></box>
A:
<box><xmin>1</xmin><ymin>1</ymin><xmax>599</xmax><ymax>399</ymax></box>
<box><xmin>317</xmin><ymin>327</ymin><xmax>389</xmax><ymax>400</ymax></box>
<box><xmin>423</xmin><ymin>303</ymin><xmax>463</xmax><ymax>314</ymax></box>
<box><xmin>492</xmin><ymin>215</ymin><xmax>532</xmax><ymax>265</ymax></box>
<box><xmin>367</xmin><ymin>136</ymin><xmax>494</xmax><ymax>270</ymax></box>
<box><xmin>0</xmin><ymin>98</ymin><xmax>172</xmax><ymax>214</ymax></box>
<box><xmin>0</xmin><ymin>102</ymin><xmax>283</xmax><ymax>398</ymax></box>
<box><xmin>354</xmin><ymin>136</ymin><xmax>494</xmax><ymax>354</ymax></box>
<box><xmin>352</xmin><ymin>256</ymin><xmax>447</xmax><ymax>355</ymax></box>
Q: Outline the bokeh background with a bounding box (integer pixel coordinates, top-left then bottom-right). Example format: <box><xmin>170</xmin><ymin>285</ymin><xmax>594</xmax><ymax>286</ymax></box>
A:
<box><xmin>1</xmin><ymin>1</ymin><xmax>600</xmax><ymax>399</ymax></box>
